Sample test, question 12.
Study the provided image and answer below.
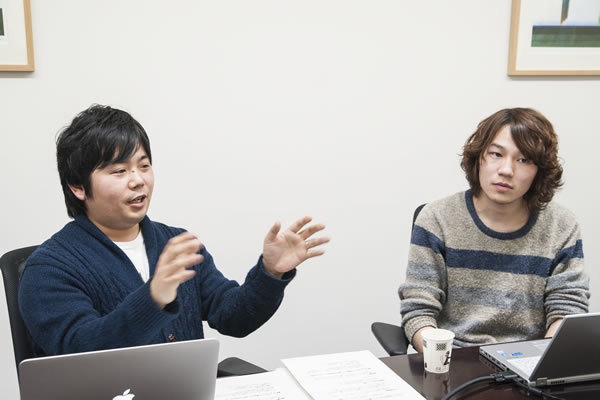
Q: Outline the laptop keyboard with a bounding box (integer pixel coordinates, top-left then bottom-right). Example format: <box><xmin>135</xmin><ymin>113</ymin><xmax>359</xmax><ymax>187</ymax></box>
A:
<box><xmin>506</xmin><ymin>356</ymin><xmax>541</xmax><ymax>376</ymax></box>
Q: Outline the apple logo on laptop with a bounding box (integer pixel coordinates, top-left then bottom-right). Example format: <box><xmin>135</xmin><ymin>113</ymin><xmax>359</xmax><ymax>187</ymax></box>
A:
<box><xmin>113</xmin><ymin>388</ymin><xmax>135</xmax><ymax>400</ymax></box>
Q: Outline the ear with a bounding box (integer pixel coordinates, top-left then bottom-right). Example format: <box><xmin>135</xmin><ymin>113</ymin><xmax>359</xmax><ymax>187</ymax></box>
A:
<box><xmin>68</xmin><ymin>184</ymin><xmax>87</xmax><ymax>201</ymax></box>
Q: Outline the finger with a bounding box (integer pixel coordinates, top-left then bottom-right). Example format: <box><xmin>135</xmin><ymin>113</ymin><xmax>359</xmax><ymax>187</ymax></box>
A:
<box><xmin>174</xmin><ymin>232</ymin><xmax>205</xmax><ymax>252</ymax></box>
<box><xmin>298</xmin><ymin>223</ymin><xmax>326</xmax><ymax>240</ymax></box>
<box><xmin>167</xmin><ymin>231</ymin><xmax>198</xmax><ymax>245</ymax></box>
<box><xmin>173</xmin><ymin>253</ymin><xmax>204</xmax><ymax>271</ymax></box>
<box><xmin>287</xmin><ymin>216</ymin><xmax>312</xmax><ymax>234</ymax></box>
<box><xmin>160</xmin><ymin>252</ymin><xmax>203</xmax><ymax>275</ymax></box>
<box><xmin>306</xmin><ymin>236</ymin><xmax>330</xmax><ymax>249</ymax></box>
<box><xmin>162</xmin><ymin>236</ymin><xmax>203</xmax><ymax>260</ymax></box>
<box><xmin>265</xmin><ymin>221</ymin><xmax>281</xmax><ymax>242</ymax></box>
<box><xmin>182</xmin><ymin>253</ymin><xmax>204</xmax><ymax>267</ymax></box>
<box><xmin>173</xmin><ymin>269</ymin><xmax>197</xmax><ymax>284</ymax></box>
<box><xmin>305</xmin><ymin>249</ymin><xmax>326</xmax><ymax>259</ymax></box>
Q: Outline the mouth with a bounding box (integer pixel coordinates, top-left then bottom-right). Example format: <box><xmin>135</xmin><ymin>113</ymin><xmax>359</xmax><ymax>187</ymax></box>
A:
<box><xmin>128</xmin><ymin>194</ymin><xmax>147</xmax><ymax>204</ymax></box>
<box><xmin>493</xmin><ymin>182</ymin><xmax>513</xmax><ymax>189</ymax></box>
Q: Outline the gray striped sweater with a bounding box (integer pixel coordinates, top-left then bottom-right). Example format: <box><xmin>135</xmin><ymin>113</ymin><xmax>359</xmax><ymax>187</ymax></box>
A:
<box><xmin>399</xmin><ymin>190</ymin><xmax>589</xmax><ymax>347</ymax></box>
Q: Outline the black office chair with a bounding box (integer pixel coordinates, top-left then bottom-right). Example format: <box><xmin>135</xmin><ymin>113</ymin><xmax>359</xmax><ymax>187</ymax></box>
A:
<box><xmin>0</xmin><ymin>245</ymin><xmax>38</xmax><ymax>375</ymax></box>
<box><xmin>371</xmin><ymin>204</ymin><xmax>426</xmax><ymax>356</ymax></box>
<box><xmin>0</xmin><ymin>245</ymin><xmax>264</xmax><ymax>378</ymax></box>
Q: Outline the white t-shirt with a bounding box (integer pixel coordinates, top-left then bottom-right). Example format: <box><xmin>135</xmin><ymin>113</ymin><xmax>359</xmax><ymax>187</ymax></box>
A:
<box><xmin>115</xmin><ymin>231</ymin><xmax>150</xmax><ymax>282</ymax></box>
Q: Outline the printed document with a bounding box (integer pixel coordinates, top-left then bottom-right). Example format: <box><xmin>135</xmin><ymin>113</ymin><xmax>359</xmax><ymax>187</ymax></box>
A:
<box><xmin>216</xmin><ymin>368</ymin><xmax>311</xmax><ymax>400</ymax></box>
<box><xmin>216</xmin><ymin>350</ymin><xmax>424</xmax><ymax>400</ymax></box>
<box><xmin>282</xmin><ymin>350</ymin><xmax>424</xmax><ymax>400</ymax></box>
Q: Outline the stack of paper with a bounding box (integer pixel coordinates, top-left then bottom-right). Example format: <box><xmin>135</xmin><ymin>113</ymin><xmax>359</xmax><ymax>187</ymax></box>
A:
<box><xmin>215</xmin><ymin>350</ymin><xmax>424</xmax><ymax>400</ymax></box>
<box><xmin>215</xmin><ymin>369</ymin><xmax>311</xmax><ymax>400</ymax></box>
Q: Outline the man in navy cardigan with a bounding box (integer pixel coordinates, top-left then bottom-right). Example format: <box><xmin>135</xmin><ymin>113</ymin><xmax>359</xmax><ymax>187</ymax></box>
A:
<box><xmin>18</xmin><ymin>104</ymin><xmax>329</xmax><ymax>356</ymax></box>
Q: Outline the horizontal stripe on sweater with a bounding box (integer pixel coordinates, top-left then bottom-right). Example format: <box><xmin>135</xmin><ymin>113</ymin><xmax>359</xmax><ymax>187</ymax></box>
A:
<box><xmin>403</xmin><ymin>276</ymin><xmax>544</xmax><ymax>311</ymax></box>
<box><xmin>411</xmin><ymin>225</ymin><xmax>583</xmax><ymax>277</ymax></box>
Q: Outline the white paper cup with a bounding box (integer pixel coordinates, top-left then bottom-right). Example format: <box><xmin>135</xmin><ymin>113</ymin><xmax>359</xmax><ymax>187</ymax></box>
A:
<box><xmin>421</xmin><ymin>328</ymin><xmax>454</xmax><ymax>374</ymax></box>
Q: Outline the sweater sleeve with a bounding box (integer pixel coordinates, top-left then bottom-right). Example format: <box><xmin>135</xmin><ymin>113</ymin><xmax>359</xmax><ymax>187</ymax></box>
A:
<box><xmin>195</xmin><ymin>249</ymin><xmax>295</xmax><ymax>337</ymax></box>
<box><xmin>19</xmin><ymin>255</ymin><xmax>179</xmax><ymax>356</ymax></box>
<box><xmin>544</xmin><ymin>221</ymin><xmax>589</xmax><ymax>328</ymax></box>
<box><xmin>398</xmin><ymin>206</ymin><xmax>447</xmax><ymax>344</ymax></box>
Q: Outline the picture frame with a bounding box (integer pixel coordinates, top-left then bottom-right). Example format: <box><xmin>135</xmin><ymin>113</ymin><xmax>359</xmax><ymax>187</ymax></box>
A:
<box><xmin>508</xmin><ymin>0</ymin><xmax>600</xmax><ymax>76</ymax></box>
<box><xmin>0</xmin><ymin>0</ymin><xmax>34</xmax><ymax>71</ymax></box>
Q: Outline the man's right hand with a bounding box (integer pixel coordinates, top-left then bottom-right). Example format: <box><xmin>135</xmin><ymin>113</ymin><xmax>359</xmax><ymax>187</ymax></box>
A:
<box><xmin>413</xmin><ymin>326</ymin><xmax>435</xmax><ymax>353</ymax></box>
<box><xmin>150</xmin><ymin>232</ymin><xmax>204</xmax><ymax>309</ymax></box>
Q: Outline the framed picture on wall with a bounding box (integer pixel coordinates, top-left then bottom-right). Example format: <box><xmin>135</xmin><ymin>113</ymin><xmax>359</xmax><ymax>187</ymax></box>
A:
<box><xmin>0</xmin><ymin>0</ymin><xmax>34</xmax><ymax>71</ymax></box>
<box><xmin>508</xmin><ymin>0</ymin><xmax>600</xmax><ymax>75</ymax></box>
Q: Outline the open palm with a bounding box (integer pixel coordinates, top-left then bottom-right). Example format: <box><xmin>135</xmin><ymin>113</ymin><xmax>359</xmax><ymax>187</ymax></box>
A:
<box><xmin>262</xmin><ymin>216</ymin><xmax>329</xmax><ymax>278</ymax></box>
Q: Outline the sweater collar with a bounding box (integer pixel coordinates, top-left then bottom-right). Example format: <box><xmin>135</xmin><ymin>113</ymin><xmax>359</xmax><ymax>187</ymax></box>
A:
<box><xmin>73</xmin><ymin>215</ymin><xmax>153</xmax><ymax>245</ymax></box>
<box><xmin>73</xmin><ymin>214</ymin><xmax>159</xmax><ymax>275</ymax></box>
<box><xmin>465</xmin><ymin>189</ymin><xmax>538</xmax><ymax>240</ymax></box>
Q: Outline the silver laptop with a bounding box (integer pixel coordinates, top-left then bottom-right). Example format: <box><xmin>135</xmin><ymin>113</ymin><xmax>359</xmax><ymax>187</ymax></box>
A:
<box><xmin>19</xmin><ymin>338</ymin><xmax>219</xmax><ymax>400</ymax></box>
<box><xmin>479</xmin><ymin>313</ymin><xmax>600</xmax><ymax>387</ymax></box>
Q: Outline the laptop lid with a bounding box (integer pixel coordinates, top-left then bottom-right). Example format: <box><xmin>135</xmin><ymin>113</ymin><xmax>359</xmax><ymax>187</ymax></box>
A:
<box><xmin>18</xmin><ymin>338</ymin><xmax>219</xmax><ymax>400</ymax></box>
<box><xmin>480</xmin><ymin>312</ymin><xmax>600</xmax><ymax>387</ymax></box>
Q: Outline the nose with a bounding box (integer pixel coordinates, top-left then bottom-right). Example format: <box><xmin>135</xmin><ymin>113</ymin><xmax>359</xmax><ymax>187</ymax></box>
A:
<box><xmin>128</xmin><ymin>169</ymin><xmax>144</xmax><ymax>188</ymax></box>
<box><xmin>498</xmin><ymin>158</ymin><xmax>514</xmax><ymax>177</ymax></box>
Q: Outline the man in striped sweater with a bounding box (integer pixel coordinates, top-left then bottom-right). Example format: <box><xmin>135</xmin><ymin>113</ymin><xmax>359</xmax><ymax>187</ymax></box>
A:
<box><xmin>399</xmin><ymin>108</ymin><xmax>589</xmax><ymax>352</ymax></box>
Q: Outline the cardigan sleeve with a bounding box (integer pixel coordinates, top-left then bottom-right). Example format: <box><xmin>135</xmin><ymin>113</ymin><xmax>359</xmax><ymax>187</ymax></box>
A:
<box><xmin>194</xmin><ymin>249</ymin><xmax>295</xmax><ymax>337</ymax></box>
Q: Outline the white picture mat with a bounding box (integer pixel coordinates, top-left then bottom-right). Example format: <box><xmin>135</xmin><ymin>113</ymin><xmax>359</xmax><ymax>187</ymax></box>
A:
<box><xmin>514</xmin><ymin>0</ymin><xmax>600</xmax><ymax>71</ymax></box>
<box><xmin>0</xmin><ymin>0</ymin><xmax>28</xmax><ymax>65</ymax></box>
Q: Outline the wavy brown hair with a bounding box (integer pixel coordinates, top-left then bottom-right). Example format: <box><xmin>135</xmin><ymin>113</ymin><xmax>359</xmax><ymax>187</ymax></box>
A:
<box><xmin>460</xmin><ymin>108</ymin><xmax>563</xmax><ymax>214</ymax></box>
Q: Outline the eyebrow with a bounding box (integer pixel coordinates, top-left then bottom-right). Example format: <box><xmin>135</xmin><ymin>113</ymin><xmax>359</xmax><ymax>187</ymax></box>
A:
<box><xmin>106</xmin><ymin>153</ymin><xmax>149</xmax><ymax>167</ymax></box>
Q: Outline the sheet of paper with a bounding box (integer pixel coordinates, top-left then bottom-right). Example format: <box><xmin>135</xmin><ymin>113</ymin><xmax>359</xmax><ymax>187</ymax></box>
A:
<box><xmin>282</xmin><ymin>350</ymin><xmax>424</xmax><ymax>400</ymax></box>
<box><xmin>215</xmin><ymin>368</ymin><xmax>312</xmax><ymax>400</ymax></box>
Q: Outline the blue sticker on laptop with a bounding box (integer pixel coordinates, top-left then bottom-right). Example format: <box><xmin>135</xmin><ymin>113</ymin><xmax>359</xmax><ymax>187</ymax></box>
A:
<box><xmin>496</xmin><ymin>350</ymin><xmax>508</xmax><ymax>357</ymax></box>
<box><xmin>511</xmin><ymin>352</ymin><xmax>523</xmax><ymax>357</ymax></box>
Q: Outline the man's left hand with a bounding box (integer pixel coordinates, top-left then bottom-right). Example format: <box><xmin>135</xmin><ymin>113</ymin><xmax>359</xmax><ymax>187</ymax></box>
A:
<box><xmin>262</xmin><ymin>216</ymin><xmax>329</xmax><ymax>279</ymax></box>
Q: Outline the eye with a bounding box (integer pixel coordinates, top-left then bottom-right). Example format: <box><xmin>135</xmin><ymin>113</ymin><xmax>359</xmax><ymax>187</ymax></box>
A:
<box><xmin>112</xmin><ymin>169</ymin><xmax>126</xmax><ymax>174</ymax></box>
<box><xmin>518</xmin><ymin>158</ymin><xmax>533</xmax><ymax>164</ymax></box>
<box><xmin>489</xmin><ymin>151</ymin><xmax>502</xmax><ymax>158</ymax></box>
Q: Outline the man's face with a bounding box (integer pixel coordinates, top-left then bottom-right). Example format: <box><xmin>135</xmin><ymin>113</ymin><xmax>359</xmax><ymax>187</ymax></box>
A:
<box><xmin>70</xmin><ymin>146</ymin><xmax>154</xmax><ymax>241</ymax></box>
<box><xmin>477</xmin><ymin>125</ymin><xmax>538</xmax><ymax>210</ymax></box>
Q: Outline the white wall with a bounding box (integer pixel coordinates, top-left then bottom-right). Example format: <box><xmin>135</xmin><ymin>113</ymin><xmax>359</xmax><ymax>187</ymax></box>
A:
<box><xmin>1</xmin><ymin>1</ymin><xmax>598</xmax><ymax>398</ymax></box>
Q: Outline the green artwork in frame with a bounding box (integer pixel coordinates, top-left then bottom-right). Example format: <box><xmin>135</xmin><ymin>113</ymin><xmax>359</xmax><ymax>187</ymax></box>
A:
<box><xmin>531</xmin><ymin>0</ymin><xmax>600</xmax><ymax>47</ymax></box>
<box><xmin>0</xmin><ymin>9</ymin><xmax>5</xmax><ymax>37</ymax></box>
<box><xmin>509</xmin><ymin>0</ymin><xmax>600</xmax><ymax>75</ymax></box>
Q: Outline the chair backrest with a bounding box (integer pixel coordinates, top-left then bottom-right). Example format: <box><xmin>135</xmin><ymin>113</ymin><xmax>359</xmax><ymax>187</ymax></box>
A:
<box><xmin>371</xmin><ymin>204</ymin><xmax>427</xmax><ymax>356</ymax></box>
<box><xmin>0</xmin><ymin>246</ymin><xmax>39</xmax><ymax>374</ymax></box>
<box><xmin>412</xmin><ymin>204</ymin><xmax>426</xmax><ymax>230</ymax></box>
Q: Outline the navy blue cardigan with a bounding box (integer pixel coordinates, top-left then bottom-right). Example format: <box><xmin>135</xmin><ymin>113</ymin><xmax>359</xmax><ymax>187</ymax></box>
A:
<box><xmin>18</xmin><ymin>215</ymin><xmax>294</xmax><ymax>356</ymax></box>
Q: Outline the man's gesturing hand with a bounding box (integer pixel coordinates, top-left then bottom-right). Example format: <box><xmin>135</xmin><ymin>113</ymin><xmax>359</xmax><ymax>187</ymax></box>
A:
<box><xmin>262</xmin><ymin>216</ymin><xmax>329</xmax><ymax>279</ymax></box>
<box><xmin>150</xmin><ymin>232</ymin><xmax>203</xmax><ymax>309</ymax></box>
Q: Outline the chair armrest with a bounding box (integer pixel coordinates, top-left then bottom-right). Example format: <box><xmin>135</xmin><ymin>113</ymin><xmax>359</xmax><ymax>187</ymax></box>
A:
<box><xmin>371</xmin><ymin>322</ymin><xmax>409</xmax><ymax>356</ymax></box>
<box><xmin>217</xmin><ymin>357</ymin><xmax>267</xmax><ymax>377</ymax></box>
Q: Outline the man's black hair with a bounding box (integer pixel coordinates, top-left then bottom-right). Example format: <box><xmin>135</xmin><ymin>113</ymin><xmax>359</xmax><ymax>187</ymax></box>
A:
<box><xmin>56</xmin><ymin>104</ymin><xmax>152</xmax><ymax>218</ymax></box>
